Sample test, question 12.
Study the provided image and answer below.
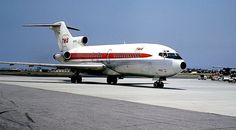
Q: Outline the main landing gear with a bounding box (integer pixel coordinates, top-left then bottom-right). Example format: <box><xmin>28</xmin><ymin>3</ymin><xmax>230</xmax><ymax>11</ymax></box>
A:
<box><xmin>70</xmin><ymin>73</ymin><xmax>118</xmax><ymax>85</ymax></box>
<box><xmin>153</xmin><ymin>77</ymin><xmax>166</xmax><ymax>88</ymax></box>
<box><xmin>107</xmin><ymin>75</ymin><xmax>118</xmax><ymax>85</ymax></box>
<box><xmin>71</xmin><ymin>71</ymin><xmax>82</xmax><ymax>83</ymax></box>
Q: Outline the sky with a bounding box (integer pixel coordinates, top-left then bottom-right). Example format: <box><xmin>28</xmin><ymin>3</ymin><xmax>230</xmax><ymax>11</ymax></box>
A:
<box><xmin>0</xmin><ymin>0</ymin><xmax>235</xmax><ymax>68</ymax></box>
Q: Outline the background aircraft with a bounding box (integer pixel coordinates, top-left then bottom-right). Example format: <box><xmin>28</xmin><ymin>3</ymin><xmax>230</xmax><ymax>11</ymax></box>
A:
<box><xmin>0</xmin><ymin>21</ymin><xmax>186</xmax><ymax>88</ymax></box>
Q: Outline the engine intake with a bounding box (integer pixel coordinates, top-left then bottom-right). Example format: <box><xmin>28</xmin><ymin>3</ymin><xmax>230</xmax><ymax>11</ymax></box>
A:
<box><xmin>63</xmin><ymin>51</ymin><xmax>71</xmax><ymax>60</ymax></box>
<box><xmin>73</xmin><ymin>36</ymin><xmax>88</xmax><ymax>45</ymax></box>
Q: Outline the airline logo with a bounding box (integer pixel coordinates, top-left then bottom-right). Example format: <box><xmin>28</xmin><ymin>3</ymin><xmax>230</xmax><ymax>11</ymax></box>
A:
<box><xmin>62</xmin><ymin>34</ymin><xmax>69</xmax><ymax>44</ymax></box>
<box><xmin>135</xmin><ymin>47</ymin><xmax>143</xmax><ymax>51</ymax></box>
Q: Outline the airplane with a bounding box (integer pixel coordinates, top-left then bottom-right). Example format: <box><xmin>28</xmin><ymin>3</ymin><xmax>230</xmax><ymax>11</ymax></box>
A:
<box><xmin>0</xmin><ymin>21</ymin><xmax>186</xmax><ymax>88</ymax></box>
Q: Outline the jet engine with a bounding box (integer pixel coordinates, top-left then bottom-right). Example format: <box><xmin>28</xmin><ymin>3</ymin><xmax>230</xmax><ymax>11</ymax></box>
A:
<box><xmin>63</xmin><ymin>51</ymin><xmax>71</xmax><ymax>60</ymax></box>
<box><xmin>73</xmin><ymin>36</ymin><xmax>88</xmax><ymax>45</ymax></box>
<box><xmin>53</xmin><ymin>51</ymin><xmax>71</xmax><ymax>62</ymax></box>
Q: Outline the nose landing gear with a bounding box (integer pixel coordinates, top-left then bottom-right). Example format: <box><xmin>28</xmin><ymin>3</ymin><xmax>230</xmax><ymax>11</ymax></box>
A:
<box><xmin>154</xmin><ymin>81</ymin><xmax>164</xmax><ymax>88</ymax></box>
<box><xmin>153</xmin><ymin>77</ymin><xmax>166</xmax><ymax>88</ymax></box>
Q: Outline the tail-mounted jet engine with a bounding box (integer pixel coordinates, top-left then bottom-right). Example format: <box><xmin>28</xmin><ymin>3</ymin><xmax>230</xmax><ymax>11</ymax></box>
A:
<box><xmin>53</xmin><ymin>51</ymin><xmax>71</xmax><ymax>61</ymax></box>
<box><xmin>63</xmin><ymin>51</ymin><xmax>71</xmax><ymax>60</ymax></box>
<box><xmin>73</xmin><ymin>36</ymin><xmax>88</xmax><ymax>45</ymax></box>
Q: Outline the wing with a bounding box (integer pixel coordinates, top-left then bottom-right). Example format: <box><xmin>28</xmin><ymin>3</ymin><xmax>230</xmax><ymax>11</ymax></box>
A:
<box><xmin>0</xmin><ymin>61</ymin><xmax>106</xmax><ymax>71</ymax></box>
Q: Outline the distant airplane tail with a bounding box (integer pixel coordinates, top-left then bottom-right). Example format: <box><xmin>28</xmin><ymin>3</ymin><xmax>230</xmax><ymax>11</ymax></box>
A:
<box><xmin>24</xmin><ymin>21</ymin><xmax>88</xmax><ymax>52</ymax></box>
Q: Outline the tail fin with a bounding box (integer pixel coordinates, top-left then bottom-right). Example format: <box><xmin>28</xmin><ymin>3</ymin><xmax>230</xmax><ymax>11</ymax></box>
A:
<box><xmin>24</xmin><ymin>21</ymin><xmax>87</xmax><ymax>52</ymax></box>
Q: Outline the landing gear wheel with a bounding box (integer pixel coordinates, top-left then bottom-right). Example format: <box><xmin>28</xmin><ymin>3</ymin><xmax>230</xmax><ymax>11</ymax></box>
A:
<box><xmin>76</xmin><ymin>75</ymin><xmax>82</xmax><ymax>83</ymax></box>
<box><xmin>107</xmin><ymin>77</ymin><xmax>112</xmax><ymax>84</ymax></box>
<box><xmin>153</xmin><ymin>77</ymin><xmax>165</xmax><ymax>88</ymax></box>
<box><xmin>71</xmin><ymin>76</ymin><xmax>76</xmax><ymax>83</ymax></box>
<box><xmin>153</xmin><ymin>81</ymin><xmax>164</xmax><ymax>88</ymax></box>
<box><xmin>112</xmin><ymin>77</ymin><xmax>117</xmax><ymax>85</ymax></box>
<box><xmin>107</xmin><ymin>76</ymin><xmax>118</xmax><ymax>85</ymax></box>
<box><xmin>71</xmin><ymin>72</ymin><xmax>82</xmax><ymax>84</ymax></box>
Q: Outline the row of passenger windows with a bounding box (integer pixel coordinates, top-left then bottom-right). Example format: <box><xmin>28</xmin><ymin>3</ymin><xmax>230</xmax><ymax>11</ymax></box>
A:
<box><xmin>159</xmin><ymin>53</ymin><xmax>182</xmax><ymax>59</ymax></box>
<box><xmin>113</xmin><ymin>53</ymin><xmax>140</xmax><ymax>58</ymax></box>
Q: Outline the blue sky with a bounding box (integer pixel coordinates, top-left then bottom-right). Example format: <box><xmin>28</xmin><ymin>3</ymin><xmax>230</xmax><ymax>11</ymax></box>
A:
<box><xmin>0</xmin><ymin>0</ymin><xmax>235</xmax><ymax>68</ymax></box>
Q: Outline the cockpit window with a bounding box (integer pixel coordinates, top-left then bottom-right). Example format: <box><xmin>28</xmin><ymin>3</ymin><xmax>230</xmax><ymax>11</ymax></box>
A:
<box><xmin>159</xmin><ymin>52</ymin><xmax>167</xmax><ymax>57</ymax></box>
<box><xmin>159</xmin><ymin>53</ymin><xmax>182</xmax><ymax>59</ymax></box>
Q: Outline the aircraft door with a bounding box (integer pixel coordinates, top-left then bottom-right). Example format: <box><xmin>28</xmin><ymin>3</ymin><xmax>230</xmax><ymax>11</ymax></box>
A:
<box><xmin>156</xmin><ymin>50</ymin><xmax>170</xmax><ymax>76</ymax></box>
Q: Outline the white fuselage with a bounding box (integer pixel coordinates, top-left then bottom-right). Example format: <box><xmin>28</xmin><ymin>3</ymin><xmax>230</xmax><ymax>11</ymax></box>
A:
<box><xmin>59</xmin><ymin>43</ymin><xmax>186</xmax><ymax>78</ymax></box>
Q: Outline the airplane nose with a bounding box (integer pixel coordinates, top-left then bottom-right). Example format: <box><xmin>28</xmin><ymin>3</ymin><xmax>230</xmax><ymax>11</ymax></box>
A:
<box><xmin>180</xmin><ymin>62</ymin><xmax>187</xmax><ymax>70</ymax></box>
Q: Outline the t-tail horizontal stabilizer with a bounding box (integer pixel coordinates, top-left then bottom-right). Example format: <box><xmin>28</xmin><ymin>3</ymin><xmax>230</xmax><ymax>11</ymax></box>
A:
<box><xmin>23</xmin><ymin>23</ymin><xmax>80</xmax><ymax>31</ymax></box>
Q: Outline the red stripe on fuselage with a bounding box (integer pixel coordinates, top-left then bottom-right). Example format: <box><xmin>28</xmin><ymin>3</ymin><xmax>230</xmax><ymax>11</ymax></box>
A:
<box><xmin>70</xmin><ymin>53</ymin><xmax>152</xmax><ymax>60</ymax></box>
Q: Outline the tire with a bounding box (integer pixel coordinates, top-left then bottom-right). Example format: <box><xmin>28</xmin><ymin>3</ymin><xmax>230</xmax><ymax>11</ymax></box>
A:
<box><xmin>107</xmin><ymin>76</ymin><xmax>112</xmax><ymax>84</ymax></box>
<box><xmin>71</xmin><ymin>76</ymin><xmax>76</xmax><ymax>83</ymax></box>
<box><xmin>76</xmin><ymin>76</ymin><xmax>82</xmax><ymax>83</ymax></box>
<box><xmin>153</xmin><ymin>82</ymin><xmax>164</xmax><ymax>88</ymax></box>
<box><xmin>112</xmin><ymin>77</ymin><xmax>117</xmax><ymax>85</ymax></box>
<box><xmin>159</xmin><ymin>82</ymin><xmax>164</xmax><ymax>88</ymax></box>
<box><xmin>107</xmin><ymin>76</ymin><xmax>118</xmax><ymax>85</ymax></box>
<box><xmin>153</xmin><ymin>82</ymin><xmax>158</xmax><ymax>88</ymax></box>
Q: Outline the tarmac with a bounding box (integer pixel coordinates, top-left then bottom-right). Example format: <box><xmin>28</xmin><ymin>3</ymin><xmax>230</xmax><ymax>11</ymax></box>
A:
<box><xmin>0</xmin><ymin>75</ymin><xmax>236</xmax><ymax>129</ymax></box>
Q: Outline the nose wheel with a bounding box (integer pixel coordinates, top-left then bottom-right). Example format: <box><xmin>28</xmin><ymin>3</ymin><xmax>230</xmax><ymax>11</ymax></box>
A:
<box><xmin>153</xmin><ymin>78</ymin><xmax>165</xmax><ymax>88</ymax></box>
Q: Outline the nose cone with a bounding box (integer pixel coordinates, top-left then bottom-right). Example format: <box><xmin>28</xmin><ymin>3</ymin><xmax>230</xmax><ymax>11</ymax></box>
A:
<box><xmin>172</xmin><ymin>60</ymin><xmax>187</xmax><ymax>74</ymax></box>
